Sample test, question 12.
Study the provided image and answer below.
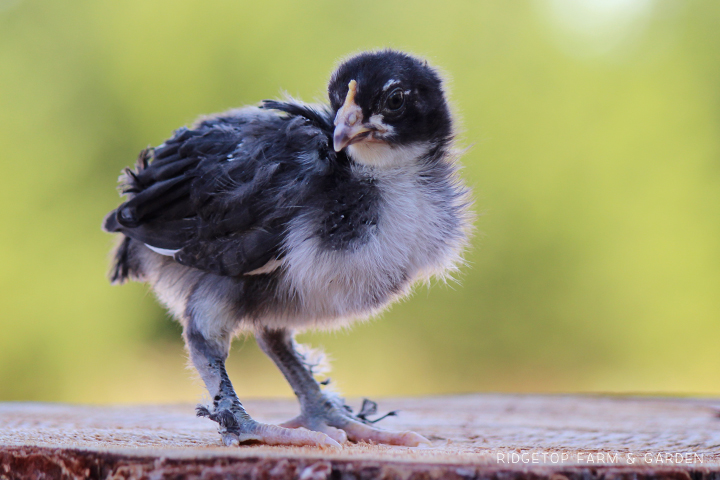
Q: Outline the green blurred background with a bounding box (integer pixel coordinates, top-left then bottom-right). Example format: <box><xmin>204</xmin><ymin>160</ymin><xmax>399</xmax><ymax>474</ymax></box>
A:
<box><xmin>1</xmin><ymin>0</ymin><xmax>719</xmax><ymax>404</ymax></box>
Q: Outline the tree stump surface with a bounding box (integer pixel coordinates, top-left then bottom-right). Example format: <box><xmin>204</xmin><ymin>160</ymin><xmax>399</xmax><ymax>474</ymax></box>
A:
<box><xmin>2</xmin><ymin>394</ymin><xmax>720</xmax><ymax>479</ymax></box>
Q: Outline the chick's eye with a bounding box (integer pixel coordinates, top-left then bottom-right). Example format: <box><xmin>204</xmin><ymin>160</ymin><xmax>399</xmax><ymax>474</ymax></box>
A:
<box><xmin>385</xmin><ymin>89</ymin><xmax>404</xmax><ymax>111</ymax></box>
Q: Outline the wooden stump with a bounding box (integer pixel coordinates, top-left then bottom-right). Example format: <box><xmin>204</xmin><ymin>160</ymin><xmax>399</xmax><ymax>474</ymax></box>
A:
<box><xmin>2</xmin><ymin>394</ymin><xmax>720</xmax><ymax>479</ymax></box>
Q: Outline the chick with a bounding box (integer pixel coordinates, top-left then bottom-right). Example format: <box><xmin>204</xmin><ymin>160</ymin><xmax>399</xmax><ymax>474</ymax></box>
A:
<box><xmin>103</xmin><ymin>50</ymin><xmax>471</xmax><ymax>447</ymax></box>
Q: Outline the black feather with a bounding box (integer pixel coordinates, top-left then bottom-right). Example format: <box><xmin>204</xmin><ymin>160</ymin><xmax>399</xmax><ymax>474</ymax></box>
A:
<box><xmin>260</xmin><ymin>100</ymin><xmax>334</xmax><ymax>132</ymax></box>
<box><xmin>105</xmin><ymin>105</ymin><xmax>340</xmax><ymax>278</ymax></box>
<box><xmin>108</xmin><ymin>236</ymin><xmax>133</xmax><ymax>284</ymax></box>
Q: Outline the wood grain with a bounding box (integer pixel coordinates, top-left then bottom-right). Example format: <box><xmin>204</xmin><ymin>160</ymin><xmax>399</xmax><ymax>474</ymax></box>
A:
<box><xmin>2</xmin><ymin>394</ymin><xmax>720</xmax><ymax>479</ymax></box>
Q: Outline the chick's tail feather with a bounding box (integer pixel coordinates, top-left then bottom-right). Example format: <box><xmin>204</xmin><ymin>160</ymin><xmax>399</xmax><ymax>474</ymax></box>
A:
<box><xmin>108</xmin><ymin>235</ymin><xmax>138</xmax><ymax>285</ymax></box>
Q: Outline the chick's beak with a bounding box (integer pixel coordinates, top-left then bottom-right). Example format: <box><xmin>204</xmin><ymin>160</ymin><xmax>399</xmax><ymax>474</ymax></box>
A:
<box><xmin>333</xmin><ymin>80</ymin><xmax>372</xmax><ymax>152</ymax></box>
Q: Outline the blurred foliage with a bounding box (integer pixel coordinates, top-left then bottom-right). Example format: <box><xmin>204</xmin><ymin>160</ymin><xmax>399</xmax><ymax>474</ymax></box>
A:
<box><xmin>1</xmin><ymin>0</ymin><xmax>719</xmax><ymax>403</ymax></box>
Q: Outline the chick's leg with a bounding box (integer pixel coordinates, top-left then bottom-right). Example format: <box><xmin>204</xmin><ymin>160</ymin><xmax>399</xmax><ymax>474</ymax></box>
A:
<box><xmin>256</xmin><ymin>327</ymin><xmax>430</xmax><ymax>446</ymax></box>
<box><xmin>185</xmin><ymin>321</ymin><xmax>337</xmax><ymax>447</ymax></box>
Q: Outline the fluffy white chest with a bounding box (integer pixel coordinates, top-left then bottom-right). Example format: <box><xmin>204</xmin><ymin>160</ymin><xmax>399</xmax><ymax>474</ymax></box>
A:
<box><xmin>281</xmin><ymin>161</ymin><xmax>462</xmax><ymax>327</ymax></box>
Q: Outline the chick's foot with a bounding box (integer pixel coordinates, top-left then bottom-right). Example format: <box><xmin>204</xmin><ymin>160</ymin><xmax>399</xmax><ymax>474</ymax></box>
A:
<box><xmin>196</xmin><ymin>405</ymin><xmax>339</xmax><ymax>447</ymax></box>
<box><xmin>279</xmin><ymin>397</ymin><xmax>430</xmax><ymax>447</ymax></box>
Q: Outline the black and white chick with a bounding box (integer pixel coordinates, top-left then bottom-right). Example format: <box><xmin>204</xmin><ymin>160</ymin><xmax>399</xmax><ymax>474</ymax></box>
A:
<box><xmin>103</xmin><ymin>50</ymin><xmax>472</xmax><ymax>448</ymax></box>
